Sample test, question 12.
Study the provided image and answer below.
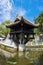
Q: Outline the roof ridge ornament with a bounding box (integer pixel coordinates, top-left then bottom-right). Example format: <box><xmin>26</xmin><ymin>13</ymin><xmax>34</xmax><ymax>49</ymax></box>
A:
<box><xmin>16</xmin><ymin>15</ymin><xmax>23</xmax><ymax>21</ymax></box>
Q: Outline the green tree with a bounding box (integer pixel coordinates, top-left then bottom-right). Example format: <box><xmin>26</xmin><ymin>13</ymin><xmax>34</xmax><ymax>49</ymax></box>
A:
<box><xmin>34</xmin><ymin>11</ymin><xmax>43</xmax><ymax>35</ymax></box>
<box><xmin>0</xmin><ymin>20</ymin><xmax>11</xmax><ymax>35</ymax></box>
<box><xmin>2</xmin><ymin>20</ymin><xmax>11</xmax><ymax>25</ymax></box>
<box><xmin>0</xmin><ymin>24</ymin><xmax>3</xmax><ymax>35</ymax></box>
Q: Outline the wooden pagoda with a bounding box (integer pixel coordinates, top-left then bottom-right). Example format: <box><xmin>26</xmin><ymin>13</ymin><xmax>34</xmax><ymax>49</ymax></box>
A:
<box><xmin>6</xmin><ymin>16</ymin><xmax>38</xmax><ymax>51</ymax></box>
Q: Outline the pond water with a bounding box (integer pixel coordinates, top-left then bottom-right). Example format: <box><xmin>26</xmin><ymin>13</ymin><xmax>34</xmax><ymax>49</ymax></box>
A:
<box><xmin>0</xmin><ymin>48</ymin><xmax>43</xmax><ymax>65</ymax></box>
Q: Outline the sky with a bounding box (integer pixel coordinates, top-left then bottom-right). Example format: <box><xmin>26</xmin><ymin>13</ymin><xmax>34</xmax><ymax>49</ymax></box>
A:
<box><xmin>0</xmin><ymin>0</ymin><xmax>43</xmax><ymax>23</ymax></box>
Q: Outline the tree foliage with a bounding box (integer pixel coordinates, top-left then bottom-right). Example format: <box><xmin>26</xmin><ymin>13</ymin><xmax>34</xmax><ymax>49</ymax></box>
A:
<box><xmin>34</xmin><ymin>12</ymin><xmax>43</xmax><ymax>35</ymax></box>
<box><xmin>0</xmin><ymin>20</ymin><xmax>11</xmax><ymax>36</ymax></box>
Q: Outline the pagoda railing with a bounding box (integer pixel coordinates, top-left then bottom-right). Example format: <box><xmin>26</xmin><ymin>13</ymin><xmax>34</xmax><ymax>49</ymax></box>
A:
<box><xmin>10</xmin><ymin>30</ymin><xmax>35</xmax><ymax>34</ymax></box>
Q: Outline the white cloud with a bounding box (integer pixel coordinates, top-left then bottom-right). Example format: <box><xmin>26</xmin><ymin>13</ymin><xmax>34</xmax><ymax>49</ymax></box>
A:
<box><xmin>16</xmin><ymin>8</ymin><xmax>26</xmax><ymax>16</ymax></box>
<box><xmin>0</xmin><ymin>0</ymin><xmax>13</xmax><ymax>22</ymax></box>
<box><xmin>0</xmin><ymin>0</ymin><xmax>26</xmax><ymax>22</ymax></box>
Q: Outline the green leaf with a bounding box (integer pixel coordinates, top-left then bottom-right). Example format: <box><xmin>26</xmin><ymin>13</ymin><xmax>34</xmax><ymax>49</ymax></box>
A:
<box><xmin>7</xmin><ymin>61</ymin><xmax>17</xmax><ymax>64</ymax></box>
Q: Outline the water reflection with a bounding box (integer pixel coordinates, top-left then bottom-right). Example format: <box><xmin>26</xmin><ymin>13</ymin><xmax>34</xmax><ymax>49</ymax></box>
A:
<box><xmin>0</xmin><ymin>48</ymin><xmax>43</xmax><ymax>65</ymax></box>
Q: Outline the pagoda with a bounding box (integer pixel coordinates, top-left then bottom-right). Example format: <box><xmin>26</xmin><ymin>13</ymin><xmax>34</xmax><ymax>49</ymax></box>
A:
<box><xmin>6</xmin><ymin>16</ymin><xmax>38</xmax><ymax>51</ymax></box>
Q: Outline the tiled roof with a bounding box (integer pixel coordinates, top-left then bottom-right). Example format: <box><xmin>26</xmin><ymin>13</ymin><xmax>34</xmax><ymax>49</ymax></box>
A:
<box><xmin>6</xmin><ymin>16</ymin><xmax>38</xmax><ymax>28</ymax></box>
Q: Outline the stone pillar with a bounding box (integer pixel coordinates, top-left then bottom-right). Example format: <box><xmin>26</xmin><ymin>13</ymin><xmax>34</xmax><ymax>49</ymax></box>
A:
<box><xmin>19</xmin><ymin>33</ymin><xmax>25</xmax><ymax>51</ymax></box>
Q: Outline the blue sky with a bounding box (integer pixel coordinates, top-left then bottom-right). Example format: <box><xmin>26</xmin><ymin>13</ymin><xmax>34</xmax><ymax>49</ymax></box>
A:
<box><xmin>0</xmin><ymin>0</ymin><xmax>43</xmax><ymax>23</ymax></box>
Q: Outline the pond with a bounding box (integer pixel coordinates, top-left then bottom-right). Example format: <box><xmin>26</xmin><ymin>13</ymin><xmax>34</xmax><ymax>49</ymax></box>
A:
<box><xmin>0</xmin><ymin>48</ymin><xmax>43</xmax><ymax>65</ymax></box>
